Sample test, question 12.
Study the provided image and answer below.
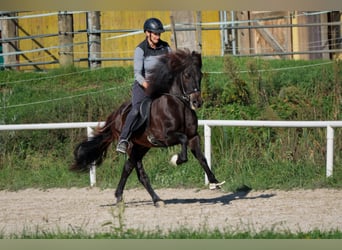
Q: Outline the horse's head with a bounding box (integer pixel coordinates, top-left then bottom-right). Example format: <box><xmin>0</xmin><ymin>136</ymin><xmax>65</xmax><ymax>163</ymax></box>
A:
<box><xmin>170</xmin><ymin>49</ymin><xmax>203</xmax><ymax>110</ymax></box>
<box><xmin>147</xmin><ymin>49</ymin><xmax>203</xmax><ymax>110</ymax></box>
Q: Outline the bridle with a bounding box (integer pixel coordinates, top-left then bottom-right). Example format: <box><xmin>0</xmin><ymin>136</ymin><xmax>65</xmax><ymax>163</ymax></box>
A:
<box><xmin>178</xmin><ymin>71</ymin><xmax>201</xmax><ymax>102</ymax></box>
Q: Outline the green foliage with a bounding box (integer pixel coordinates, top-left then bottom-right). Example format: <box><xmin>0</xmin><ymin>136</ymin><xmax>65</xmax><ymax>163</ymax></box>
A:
<box><xmin>0</xmin><ymin>58</ymin><xmax>341</xmax><ymax>192</ymax></box>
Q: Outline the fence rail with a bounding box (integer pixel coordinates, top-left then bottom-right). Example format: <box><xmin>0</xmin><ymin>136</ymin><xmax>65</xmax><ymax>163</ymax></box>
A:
<box><xmin>1</xmin><ymin>11</ymin><xmax>341</xmax><ymax>70</ymax></box>
<box><xmin>1</xmin><ymin>120</ymin><xmax>341</xmax><ymax>186</ymax></box>
<box><xmin>198</xmin><ymin>120</ymin><xmax>342</xmax><ymax>184</ymax></box>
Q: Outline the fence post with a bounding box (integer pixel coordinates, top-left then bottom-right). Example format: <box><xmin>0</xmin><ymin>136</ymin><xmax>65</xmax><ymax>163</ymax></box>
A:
<box><xmin>1</xmin><ymin>12</ymin><xmax>18</xmax><ymax>70</ymax></box>
<box><xmin>58</xmin><ymin>11</ymin><xmax>74</xmax><ymax>67</ymax></box>
<box><xmin>87</xmin><ymin>11</ymin><xmax>101</xmax><ymax>69</ymax></box>
<box><xmin>195</xmin><ymin>11</ymin><xmax>202</xmax><ymax>53</ymax></box>
<box><xmin>170</xmin><ymin>15</ymin><xmax>177</xmax><ymax>50</ymax></box>
<box><xmin>326</xmin><ymin>125</ymin><xmax>334</xmax><ymax>177</ymax></box>
<box><xmin>87</xmin><ymin>127</ymin><xmax>96</xmax><ymax>187</ymax></box>
<box><xmin>170</xmin><ymin>10</ymin><xmax>197</xmax><ymax>51</ymax></box>
<box><xmin>204</xmin><ymin>124</ymin><xmax>211</xmax><ymax>185</ymax></box>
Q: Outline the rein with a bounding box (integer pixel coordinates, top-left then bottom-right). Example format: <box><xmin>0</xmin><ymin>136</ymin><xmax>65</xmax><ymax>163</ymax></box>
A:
<box><xmin>161</xmin><ymin>93</ymin><xmax>191</xmax><ymax>105</ymax></box>
<box><xmin>159</xmin><ymin>72</ymin><xmax>201</xmax><ymax>106</ymax></box>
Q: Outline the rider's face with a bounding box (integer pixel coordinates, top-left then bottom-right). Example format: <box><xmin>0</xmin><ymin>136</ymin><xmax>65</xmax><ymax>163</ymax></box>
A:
<box><xmin>146</xmin><ymin>31</ymin><xmax>161</xmax><ymax>45</ymax></box>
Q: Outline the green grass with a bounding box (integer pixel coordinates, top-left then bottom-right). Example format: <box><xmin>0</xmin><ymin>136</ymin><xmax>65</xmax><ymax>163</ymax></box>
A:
<box><xmin>0</xmin><ymin>57</ymin><xmax>341</xmax><ymax>191</ymax></box>
<box><xmin>2</xmin><ymin>227</ymin><xmax>342</xmax><ymax>239</ymax></box>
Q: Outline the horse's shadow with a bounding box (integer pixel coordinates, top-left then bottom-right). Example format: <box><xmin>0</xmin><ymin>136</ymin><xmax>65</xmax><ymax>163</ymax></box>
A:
<box><xmin>163</xmin><ymin>186</ymin><xmax>275</xmax><ymax>206</ymax></box>
<box><xmin>101</xmin><ymin>185</ymin><xmax>275</xmax><ymax>207</ymax></box>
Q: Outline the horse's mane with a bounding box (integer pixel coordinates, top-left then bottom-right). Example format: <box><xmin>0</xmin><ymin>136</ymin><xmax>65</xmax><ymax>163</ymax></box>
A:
<box><xmin>146</xmin><ymin>48</ymin><xmax>202</xmax><ymax>99</ymax></box>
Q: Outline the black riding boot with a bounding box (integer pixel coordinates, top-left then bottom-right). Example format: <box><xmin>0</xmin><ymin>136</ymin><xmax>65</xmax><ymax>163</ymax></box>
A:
<box><xmin>116</xmin><ymin>108</ymin><xmax>139</xmax><ymax>154</ymax></box>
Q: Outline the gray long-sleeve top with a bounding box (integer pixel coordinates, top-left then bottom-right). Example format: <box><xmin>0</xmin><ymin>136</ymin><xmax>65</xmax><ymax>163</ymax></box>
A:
<box><xmin>134</xmin><ymin>38</ymin><xmax>171</xmax><ymax>86</ymax></box>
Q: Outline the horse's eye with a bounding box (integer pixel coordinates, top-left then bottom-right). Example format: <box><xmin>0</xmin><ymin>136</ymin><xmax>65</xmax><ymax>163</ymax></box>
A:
<box><xmin>184</xmin><ymin>72</ymin><xmax>191</xmax><ymax>79</ymax></box>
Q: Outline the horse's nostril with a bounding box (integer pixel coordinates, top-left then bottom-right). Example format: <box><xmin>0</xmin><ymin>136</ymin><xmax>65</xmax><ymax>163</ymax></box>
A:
<box><xmin>191</xmin><ymin>100</ymin><xmax>202</xmax><ymax>110</ymax></box>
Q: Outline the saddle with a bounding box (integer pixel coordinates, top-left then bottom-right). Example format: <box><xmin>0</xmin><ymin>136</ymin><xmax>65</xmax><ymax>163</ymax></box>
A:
<box><xmin>122</xmin><ymin>97</ymin><xmax>152</xmax><ymax>134</ymax></box>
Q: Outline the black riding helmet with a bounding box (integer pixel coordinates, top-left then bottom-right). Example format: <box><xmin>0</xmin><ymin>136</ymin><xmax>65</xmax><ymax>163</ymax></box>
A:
<box><xmin>143</xmin><ymin>18</ymin><xmax>165</xmax><ymax>33</ymax></box>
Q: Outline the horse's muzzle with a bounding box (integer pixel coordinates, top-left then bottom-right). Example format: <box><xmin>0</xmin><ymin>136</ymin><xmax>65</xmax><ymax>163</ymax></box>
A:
<box><xmin>189</xmin><ymin>91</ymin><xmax>203</xmax><ymax>110</ymax></box>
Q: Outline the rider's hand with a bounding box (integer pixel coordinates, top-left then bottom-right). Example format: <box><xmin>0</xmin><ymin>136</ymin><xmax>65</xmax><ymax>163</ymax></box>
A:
<box><xmin>142</xmin><ymin>81</ymin><xmax>149</xmax><ymax>89</ymax></box>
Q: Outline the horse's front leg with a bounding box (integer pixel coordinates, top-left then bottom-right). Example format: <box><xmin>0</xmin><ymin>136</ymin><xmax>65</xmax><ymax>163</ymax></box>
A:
<box><xmin>135</xmin><ymin>161</ymin><xmax>164</xmax><ymax>207</ymax></box>
<box><xmin>188</xmin><ymin>135</ymin><xmax>225</xmax><ymax>189</ymax></box>
<box><xmin>115</xmin><ymin>158</ymin><xmax>135</xmax><ymax>204</ymax></box>
<box><xmin>169</xmin><ymin>133</ymin><xmax>188</xmax><ymax>166</ymax></box>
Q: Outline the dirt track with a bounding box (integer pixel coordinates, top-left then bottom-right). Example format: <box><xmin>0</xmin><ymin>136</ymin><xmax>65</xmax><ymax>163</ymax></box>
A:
<box><xmin>0</xmin><ymin>187</ymin><xmax>341</xmax><ymax>237</ymax></box>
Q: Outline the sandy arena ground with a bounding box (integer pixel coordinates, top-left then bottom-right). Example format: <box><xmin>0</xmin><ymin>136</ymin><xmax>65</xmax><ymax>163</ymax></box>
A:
<box><xmin>0</xmin><ymin>187</ymin><xmax>341</xmax><ymax>237</ymax></box>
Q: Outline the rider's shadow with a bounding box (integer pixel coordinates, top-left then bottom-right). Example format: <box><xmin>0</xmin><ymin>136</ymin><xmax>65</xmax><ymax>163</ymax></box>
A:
<box><xmin>163</xmin><ymin>186</ymin><xmax>275</xmax><ymax>205</ymax></box>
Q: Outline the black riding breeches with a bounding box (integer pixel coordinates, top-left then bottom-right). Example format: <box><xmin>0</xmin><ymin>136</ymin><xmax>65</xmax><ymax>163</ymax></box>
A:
<box><xmin>119</xmin><ymin>82</ymin><xmax>147</xmax><ymax>140</ymax></box>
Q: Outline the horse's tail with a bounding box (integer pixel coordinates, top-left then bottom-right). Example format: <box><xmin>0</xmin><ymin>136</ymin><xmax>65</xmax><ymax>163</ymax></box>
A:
<box><xmin>70</xmin><ymin>102</ymin><xmax>128</xmax><ymax>172</ymax></box>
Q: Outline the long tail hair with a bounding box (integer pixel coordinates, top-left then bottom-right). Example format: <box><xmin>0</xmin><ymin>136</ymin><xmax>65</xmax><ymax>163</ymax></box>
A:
<box><xmin>70</xmin><ymin>102</ymin><xmax>128</xmax><ymax>172</ymax></box>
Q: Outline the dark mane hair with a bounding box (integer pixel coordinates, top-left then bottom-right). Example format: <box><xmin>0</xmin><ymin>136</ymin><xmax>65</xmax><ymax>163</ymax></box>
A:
<box><xmin>146</xmin><ymin>49</ymin><xmax>202</xmax><ymax>98</ymax></box>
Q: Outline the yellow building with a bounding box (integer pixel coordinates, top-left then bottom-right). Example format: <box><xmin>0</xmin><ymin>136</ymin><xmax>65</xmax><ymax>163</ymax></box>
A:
<box><xmin>14</xmin><ymin>11</ymin><xmax>221</xmax><ymax>70</ymax></box>
<box><xmin>1</xmin><ymin>11</ymin><xmax>340</xmax><ymax>71</ymax></box>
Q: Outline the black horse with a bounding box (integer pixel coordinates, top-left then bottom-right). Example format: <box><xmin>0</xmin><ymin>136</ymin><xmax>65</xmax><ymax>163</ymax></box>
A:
<box><xmin>70</xmin><ymin>49</ymin><xmax>224</xmax><ymax>207</ymax></box>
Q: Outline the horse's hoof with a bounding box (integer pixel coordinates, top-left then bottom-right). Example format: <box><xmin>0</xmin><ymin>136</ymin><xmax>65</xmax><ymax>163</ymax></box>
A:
<box><xmin>116</xmin><ymin>197</ymin><xmax>124</xmax><ymax>206</ymax></box>
<box><xmin>209</xmin><ymin>181</ymin><xmax>226</xmax><ymax>190</ymax></box>
<box><xmin>154</xmin><ymin>200</ymin><xmax>165</xmax><ymax>208</ymax></box>
<box><xmin>170</xmin><ymin>154</ymin><xmax>178</xmax><ymax>166</ymax></box>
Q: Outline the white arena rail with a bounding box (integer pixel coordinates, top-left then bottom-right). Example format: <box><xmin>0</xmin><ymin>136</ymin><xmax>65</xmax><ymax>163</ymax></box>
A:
<box><xmin>198</xmin><ymin>120</ymin><xmax>342</xmax><ymax>184</ymax></box>
<box><xmin>1</xmin><ymin>120</ymin><xmax>341</xmax><ymax>186</ymax></box>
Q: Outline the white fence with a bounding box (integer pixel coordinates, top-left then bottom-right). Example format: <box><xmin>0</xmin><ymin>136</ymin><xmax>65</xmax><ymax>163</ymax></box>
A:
<box><xmin>1</xmin><ymin>120</ymin><xmax>342</xmax><ymax>186</ymax></box>
<box><xmin>198</xmin><ymin>120</ymin><xmax>342</xmax><ymax>184</ymax></box>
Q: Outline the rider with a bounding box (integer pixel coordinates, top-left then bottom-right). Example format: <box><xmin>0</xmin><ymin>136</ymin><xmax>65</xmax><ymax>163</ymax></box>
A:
<box><xmin>116</xmin><ymin>17</ymin><xmax>171</xmax><ymax>154</ymax></box>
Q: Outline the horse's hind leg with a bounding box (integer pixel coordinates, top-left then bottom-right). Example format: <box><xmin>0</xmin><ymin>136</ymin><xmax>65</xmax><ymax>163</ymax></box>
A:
<box><xmin>115</xmin><ymin>145</ymin><xmax>149</xmax><ymax>204</ymax></box>
<box><xmin>189</xmin><ymin>135</ymin><xmax>224</xmax><ymax>189</ymax></box>
<box><xmin>118</xmin><ymin>145</ymin><xmax>163</xmax><ymax>206</ymax></box>
<box><xmin>135</xmin><ymin>161</ymin><xmax>164</xmax><ymax>207</ymax></box>
<box><xmin>115</xmin><ymin>159</ymin><xmax>135</xmax><ymax>204</ymax></box>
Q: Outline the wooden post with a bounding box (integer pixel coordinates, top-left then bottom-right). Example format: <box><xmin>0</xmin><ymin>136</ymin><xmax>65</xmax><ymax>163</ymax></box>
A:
<box><xmin>0</xmin><ymin>29</ymin><xmax>3</xmax><ymax>70</ymax></box>
<box><xmin>291</xmin><ymin>11</ymin><xmax>300</xmax><ymax>60</ymax></box>
<box><xmin>58</xmin><ymin>11</ymin><xmax>74</xmax><ymax>67</ymax></box>
<box><xmin>195</xmin><ymin>11</ymin><xmax>202</xmax><ymax>53</ymax></box>
<box><xmin>1</xmin><ymin>13</ymin><xmax>18</xmax><ymax>70</ymax></box>
<box><xmin>87</xmin><ymin>11</ymin><xmax>101</xmax><ymax>69</ymax></box>
<box><xmin>307</xmin><ymin>12</ymin><xmax>323</xmax><ymax>60</ymax></box>
<box><xmin>170</xmin><ymin>15</ymin><xmax>177</xmax><ymax>50</ymax></box>
<box><xmin>236</xmin><ymin>11</ymin><xmax>251</xmax><ymax>55</ymax></box>
<box><xmin>320</xmin><ymin>12</ymin><xmax>330</xmax><ymax>60</ymax></box>
<box><xmin>330</xmin><ymin>11</ymin><xmax>341</xmax><ymax>60</ymax></box>
<box><xmin>170</xmin><ymin>11</ymin><xmax>197</xmax><ymax>51</ymax></box>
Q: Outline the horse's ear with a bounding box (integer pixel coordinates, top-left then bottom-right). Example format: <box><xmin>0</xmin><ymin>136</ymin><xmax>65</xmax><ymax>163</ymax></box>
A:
<box><xmin>191</xmin><ymin>50</ymin><xmax>202</xmax><ymax>68</ymax></box>
<box><xmin>192</xmin><ymin>50</ymin><xmax>201</xmax><ymax>57</ymax></box>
